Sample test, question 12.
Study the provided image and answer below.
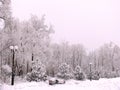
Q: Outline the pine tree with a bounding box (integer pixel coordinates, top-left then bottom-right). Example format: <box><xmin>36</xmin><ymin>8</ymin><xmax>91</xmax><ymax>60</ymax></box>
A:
<box><xmin>26</xmin><ymin>60</ymin><xmax>47</xmax><ymax>82</ymax></box>
<box><xmin>57</xmin><ymin>63</ymin><xmax>73</xmax><ymax>80</ymax></box>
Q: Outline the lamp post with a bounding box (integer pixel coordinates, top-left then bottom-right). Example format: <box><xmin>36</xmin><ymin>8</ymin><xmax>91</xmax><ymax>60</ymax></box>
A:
<box><xmin>10</xmin><ymin>45</ymin><xmax>18</xmax><ymax>85</ymax></box>
<box><xmin>89</xmin><ymin>63</ymin><xmax>92</xmax><ymax>81</ymax></box>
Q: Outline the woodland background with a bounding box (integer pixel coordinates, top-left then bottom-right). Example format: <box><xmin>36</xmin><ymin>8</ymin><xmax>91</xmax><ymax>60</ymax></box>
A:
<box><xmin>0</xmin><ymin>0</ymin><xmax>120</xmax><ymax>83</ymax></box>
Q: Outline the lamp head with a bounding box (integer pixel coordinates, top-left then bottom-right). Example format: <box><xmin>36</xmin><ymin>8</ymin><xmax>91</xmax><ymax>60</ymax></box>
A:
<box><xmin>89</xmin><ymin>63</ymin><xmax>92</xmax><ymax>65</ymax></box>
<box><xmin>10</xmin><ymin>46</ymin><xmax>14</xmax><ymax>50</ymax></box>
<box><xmin>10</xmin><ymin>45</ymin><xmax>18</xmax><ymax>50</ymax></box>
<box><xmin>14</xmin><ymin>45</ymin><xmax>18</xmax><ymax>50</ymax></box>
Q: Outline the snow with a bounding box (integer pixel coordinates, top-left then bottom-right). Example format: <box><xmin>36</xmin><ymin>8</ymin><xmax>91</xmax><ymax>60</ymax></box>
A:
<box><xmin>1</xmin><ymin>78</ymin><xmax>120</xmax><ymax>90</ymax></box>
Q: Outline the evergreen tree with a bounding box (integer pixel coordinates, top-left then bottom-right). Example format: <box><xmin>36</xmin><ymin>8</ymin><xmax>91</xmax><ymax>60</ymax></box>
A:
<box><xmin>26</xmin><ymin>60</ymin><xmax>47</xmax><ymax>82</ymax></box>
<box><xmin>57</xmin><ymin>63</ymin><xmax>73</xmax><ymax>80</ymax></box>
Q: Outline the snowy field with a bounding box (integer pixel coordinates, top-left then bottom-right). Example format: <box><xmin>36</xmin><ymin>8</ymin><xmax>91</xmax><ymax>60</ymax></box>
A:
<box><xmin>1</xmin><ymin>78</ymin><xmax>120</xmax><ymax>90</ymax></box>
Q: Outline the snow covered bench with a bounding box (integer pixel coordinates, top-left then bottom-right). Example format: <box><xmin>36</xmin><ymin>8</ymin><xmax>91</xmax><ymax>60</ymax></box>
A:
<box><xmin>49</xmin><ymin>78</ymin><xmax>65</xmax><ymax>85</ymax></box>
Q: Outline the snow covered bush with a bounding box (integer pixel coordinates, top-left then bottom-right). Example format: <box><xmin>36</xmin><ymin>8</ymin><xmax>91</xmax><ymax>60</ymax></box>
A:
<box><xmin>1</xmin><ymin>64</ymin><xmax>12</xmax><ymax>83</ymax></box>
<box><xmin>74</xmin><ymin>65</ymin><xmax>86</xmax><ymax>80</ymax></box>
<box><xmin>57</xmin><ymin>63</ymin><xmax>73</xmax><ymax>80</ymax></box>
<box><xmin>110</xmin><ymin>71</ymin><xmax>119</xmax><ymax>78</ymax></box>
<box><xmin>26</xmin><ymin>61</ymin><xmax>47</xmax><ymax>82</ymax></box>
<box><xmin>92</xmin><ymin>71</ymin><xmax>100</xmax><ymax>80</ymax></box>
<box><xmin>103</xmin><ymin>71</ymin><xmax>118</xmax><ymax>78</ymax></box>
<box><xmin>87</xmin><ymin>71</ymin><xmax>100</xmax><ymax>80</ymax></box>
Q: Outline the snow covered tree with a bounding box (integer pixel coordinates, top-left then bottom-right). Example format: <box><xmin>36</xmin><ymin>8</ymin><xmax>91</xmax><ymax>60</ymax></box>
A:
<box><xmin>26</xmin><ymin>60</ymin><xmax>47</xmax><ymax>82</ymax></box>
<box><xmin>18</xmin><ymin>15</ymin><xmax>54</xmax><ymax>75</ymax></box>
<box><xmin>0</xmin><ymin>0</ymin><xmax>12</xmax><ymax>80</ymax></box>
<box><xmin>0</xmin><ymin>0</ymin><xmax>11</xmax><ymax>31</ymax></box>
<box><xmin>57</xmin><ymin>63</ymin><xmax>73</xmax><ymax>80</ymax></box>
<box><xmin>96</xmin><ymin>42</ymin><xmax>120</xmax><ymax>78</ymax></box>
<box><xmin>70</xmin><ymin>44</ymin><xmax>86</xmax><ymax>69</ymax></box>
<box><xmin>74</xmin><ymin>65</ymin><xmax>86</xmax><ymax>80</ymax></box>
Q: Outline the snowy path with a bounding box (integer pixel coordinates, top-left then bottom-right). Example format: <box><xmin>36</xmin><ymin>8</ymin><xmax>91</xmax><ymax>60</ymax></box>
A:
<box><xmin>1</xmin><ymin>78</ymin><xmax>120</xmax><ymax>90</ymax></box>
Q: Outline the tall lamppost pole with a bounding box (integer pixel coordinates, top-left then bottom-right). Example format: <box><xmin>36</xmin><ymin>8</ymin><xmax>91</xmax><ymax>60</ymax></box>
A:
<box><xmin>89</xmin><ymin>63</ymin><xmax>92</xmax><ymax>81</ymax></box>
<box><xmin>10</xmin><ymin>45</ymin><xmax>18</xmax><ymax>85</ymax></box>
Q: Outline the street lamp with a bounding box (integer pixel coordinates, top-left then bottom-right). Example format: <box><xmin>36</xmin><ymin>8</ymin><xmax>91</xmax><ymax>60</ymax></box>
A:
<box><xmin>89</xmin><ymin>63</ymin><xmax>92</xmax><ymax>81</ymax></box>
<box><xmin>10</xmin><ymin>45</ymin><xmax>18</xmax><ymax>85</ymax></box>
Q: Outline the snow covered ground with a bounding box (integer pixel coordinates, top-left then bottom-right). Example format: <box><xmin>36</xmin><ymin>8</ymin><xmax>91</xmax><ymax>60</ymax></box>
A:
<box><xmin>1</xmin><ymin>78</ymin><xmax>120</xmax><ymax>90</ymax></box>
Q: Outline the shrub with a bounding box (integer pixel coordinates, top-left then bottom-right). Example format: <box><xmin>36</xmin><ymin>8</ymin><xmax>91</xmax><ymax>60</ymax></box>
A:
<box><xmin>74</xmin><ymin>65</ymin><xmax>86</xmax><ymax>80</ymax></box>
<box><xmin>1</xmin><ymin>64</ymin><xmax>12</xmax><ymax>83</ymax></box>
<box><xmin>87</xmin><ymin>71</ymin><xmax>100</xmax><ymax>80</ymax></box>
<box><xmin>103</xmin><ymin>71</ymin><xmax>118</xmax><ymax>78</ymax></box>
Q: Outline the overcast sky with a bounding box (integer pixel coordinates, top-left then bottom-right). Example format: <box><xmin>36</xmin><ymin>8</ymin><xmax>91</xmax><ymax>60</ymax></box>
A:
<box><xmin>11</xmin><ymin>0</ymin><xmax>120</xmax><ymax>51</ymax></box>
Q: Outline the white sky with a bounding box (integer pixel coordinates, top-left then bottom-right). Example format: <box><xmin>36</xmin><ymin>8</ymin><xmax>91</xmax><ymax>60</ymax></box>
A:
<box><xmin>11</xmin><ymin>0</ymin><xmax>120</xmax><ymax>51</ymax></box>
